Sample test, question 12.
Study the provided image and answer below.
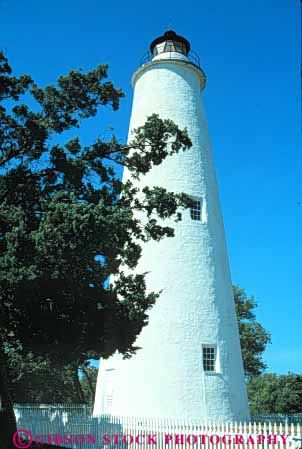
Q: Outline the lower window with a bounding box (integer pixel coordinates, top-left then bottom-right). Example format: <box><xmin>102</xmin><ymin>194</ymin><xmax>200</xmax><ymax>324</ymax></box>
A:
<box><xmin>202</xmin><ymin>345</ymin><xmax>217</xmax><ymax>372</ymax></box>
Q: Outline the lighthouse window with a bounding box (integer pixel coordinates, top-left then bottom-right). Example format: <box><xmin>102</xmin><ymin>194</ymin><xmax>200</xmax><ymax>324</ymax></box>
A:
<box><xmin>190</xmin><ymin>200</ymin><xmax>201</xmax><ymax>221</ymax></box>
<box><xmin>164</xmin><ymin>40</ymin><xmax>175</xmax><ymax>52</ymax></box>
<box><xmin>202</xmin><ymin>346</ymin><xmax>216</xmax><ymax>372</ymax></box>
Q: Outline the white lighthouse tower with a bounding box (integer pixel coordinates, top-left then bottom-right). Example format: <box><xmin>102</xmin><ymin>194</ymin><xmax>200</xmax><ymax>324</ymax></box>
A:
<box><xmin>94</xmin><ymin>30</ymin><xmax>250</xmax><ymax>421</ymax></box>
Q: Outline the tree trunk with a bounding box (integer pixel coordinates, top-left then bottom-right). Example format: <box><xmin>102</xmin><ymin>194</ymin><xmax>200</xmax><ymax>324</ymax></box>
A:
<box><xmin>82</xmin><ymin>365</ymin><xmax>94</xmax><ymax>403</ymax></box>
<box><xmin>73</xmin><ymin>364</ymin><xmax>85</xmax><ymax>403</ymax></box>
<box><xmin>0</xmin><ymin>347</ymin><xmax>17</xmax><ymax>449</ymax></box>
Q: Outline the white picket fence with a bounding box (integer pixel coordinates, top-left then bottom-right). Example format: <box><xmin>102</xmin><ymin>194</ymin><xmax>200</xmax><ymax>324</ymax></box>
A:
<box><xmin>13</xmin><ymin>407</ymin><xmax>302</xmax><ymax>449</ymax></box>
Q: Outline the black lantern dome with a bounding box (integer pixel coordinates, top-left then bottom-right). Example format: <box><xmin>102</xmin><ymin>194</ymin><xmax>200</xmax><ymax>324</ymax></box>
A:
<box><xmin>150</xmin><ymin>30</ymin><xmax>191</xmax><ymax>57</ymax></box>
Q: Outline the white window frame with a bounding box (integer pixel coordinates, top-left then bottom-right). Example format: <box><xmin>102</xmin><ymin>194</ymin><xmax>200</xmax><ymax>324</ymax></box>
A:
<box><xmin>202</xmin><ymin>344</ymin><xmax>217</xmax><ymax>373</ymax></box>
<box><xmin>190</xmin><ymin>198</ymin><xmax>202</xmax><ymax>221</ymax></box>
<box><xmin>189</xmin><ymin>196</ymin><xmax>207</xmax><ymax>223</ymax></box>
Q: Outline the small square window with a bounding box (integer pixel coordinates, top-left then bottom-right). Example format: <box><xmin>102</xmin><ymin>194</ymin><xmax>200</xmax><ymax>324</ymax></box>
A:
<box><xmin>202</xmin><ymin>346</ymin><xmax>216</xmax><ymax>372</ymax></box>
<box><xmin>190</xmin><ymin>200</ymin><xmax>201</xmax><ymax>221</ymax></box>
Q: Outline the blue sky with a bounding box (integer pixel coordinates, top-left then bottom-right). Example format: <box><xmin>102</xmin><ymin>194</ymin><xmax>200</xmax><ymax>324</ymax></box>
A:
<box><xmin>1</xmin><ymin>0</ymin><xmax>301</xmax><ymax>374</ymax></box>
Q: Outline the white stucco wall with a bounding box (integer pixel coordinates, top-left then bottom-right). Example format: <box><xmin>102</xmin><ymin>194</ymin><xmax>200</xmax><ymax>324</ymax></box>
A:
<box><xmin>94</xmin><ymin>55</ymin><xmax>250</xmax><ymax>421</ymax></box>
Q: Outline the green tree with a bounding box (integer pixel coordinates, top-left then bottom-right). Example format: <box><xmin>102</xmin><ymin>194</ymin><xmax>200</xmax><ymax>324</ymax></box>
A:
<box><xmin>4</xmin><ymin>342</ymin><xmax>81</xmax><ymax>403</ymax></box>
<box><xmin>233</xmin><ymin>285</ymin><xmax>271</xmax><ymax>377</ymax></box>
<box><xmin>4</xmin><ymin>341</ymin><xmax>97</xmax><ymax>404</ymax></box>
<box><xmin>248</xmin><ymin>373</ymin><xmax>302</xmax><ymax>414</ymax></box>
<box><xmin>0</xmin><ymin>51</ymin><xmax>192</xmax><ymax>447</ymax></box>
